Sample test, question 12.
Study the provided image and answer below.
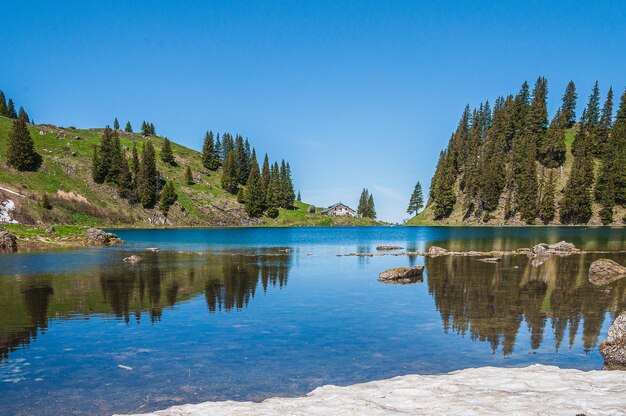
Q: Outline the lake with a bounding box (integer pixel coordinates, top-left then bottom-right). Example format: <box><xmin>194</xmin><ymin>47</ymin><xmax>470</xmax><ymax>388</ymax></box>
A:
<box><xmin>1</xmin><ymin>226</ymin><xmax>625</xmax><ymax>415</ymax></box>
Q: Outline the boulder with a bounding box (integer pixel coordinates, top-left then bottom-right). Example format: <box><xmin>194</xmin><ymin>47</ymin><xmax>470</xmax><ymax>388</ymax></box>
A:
<box><xmin>376</xmin><ymin>246</ymin><xmax>404</xmax><ymax>251</ymax></box>
<box><xmin>588</xmin><ymin>259</ymin><xmax>626</xmax><ymax>286</ymax></box>
<box><xmin>85</xmin><ymin>228</ymin><xmax>124</xmax><ymax>246</ymax></box>
<box><xmin>547</xmin><ymin>241</ymin><xmax>579</xmax><ymax>254</ymax></box>
<box><xmin>0</xmin><ymin>229</ymin><xmax>18</xmax><ymax>252</ymax></box>
<box><xmin>123</xmin><ymin>255</ymin><xmax>143</xmax><ymax>263</ymax></box>
<box><xmin>600</xmin><ymin>312</ymin><xmax>626</xmax><ymax>370</ymax></box>
<box><xmin>427</xmin><ymin>246</ymin><xmax>448</xmax><ymax>257</ymax></box>
<box><xmin>378</xmin><ymin>266</ymin><xmax>424</xmax><ymax>284</ymax></box>
<box><xmin>527</xmin><ymin>244</ymin><xmax>549</xmax><ymax>259</ymax></box>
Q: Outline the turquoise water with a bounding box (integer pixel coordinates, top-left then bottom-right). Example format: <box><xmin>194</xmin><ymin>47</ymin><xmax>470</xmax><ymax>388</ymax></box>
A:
<box><xmin>1</xmin><ymin>226</ymin><xmax>625</xmax><ymax>415</ymax></box>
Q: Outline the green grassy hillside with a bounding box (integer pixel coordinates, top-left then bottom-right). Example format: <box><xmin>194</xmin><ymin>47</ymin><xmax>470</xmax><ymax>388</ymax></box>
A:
<box><xmin>0</xmin><ymin>116</ymin><xmax>379</xmax><ymax>227</ymax></box>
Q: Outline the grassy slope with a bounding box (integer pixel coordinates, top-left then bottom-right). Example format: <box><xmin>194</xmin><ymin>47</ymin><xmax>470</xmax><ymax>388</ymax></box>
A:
<box><xmin>0</xmin><ymin>116</ymin><xmax>377</xmax><ymax>227</ymax></box>
<box><xmin>408</xmin><ymin>128</ymin><xmax>625</xmax><ymax>226</ymax></box>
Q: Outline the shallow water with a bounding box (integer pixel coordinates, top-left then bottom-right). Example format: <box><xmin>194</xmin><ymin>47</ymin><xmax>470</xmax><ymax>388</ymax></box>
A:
<box><xmin>1</xmin><ymin>226</ymin><xmax>625</xmax><ymax>415</ymax></box>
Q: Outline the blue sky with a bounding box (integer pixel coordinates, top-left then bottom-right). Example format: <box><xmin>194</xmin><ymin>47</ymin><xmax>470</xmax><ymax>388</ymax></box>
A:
<box><xmin>2</xmin><ymin>1</ymin><xmax>626</xmax><ymax>222</ymax></box>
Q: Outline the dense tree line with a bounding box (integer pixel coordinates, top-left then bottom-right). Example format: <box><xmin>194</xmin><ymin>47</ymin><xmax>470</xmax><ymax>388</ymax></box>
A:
<box><xmin>357</xmin><ymin>188</ymin><xmax>376</xmax><ymax>219</ymax></box>
<box><xmin>428</xmin><ymin>78</ymin><xmax>626</xmax><ymax>224</ymax></box>
<box><xmin>0</xmin><ymin>89</ymin><xmax>30</xmax><ymax>123</ymax></box>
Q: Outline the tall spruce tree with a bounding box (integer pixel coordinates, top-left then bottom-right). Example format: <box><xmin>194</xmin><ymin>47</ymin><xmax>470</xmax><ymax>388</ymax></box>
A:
<box><xmin>407</xmin><ymin>182</ymin><xmax>424</xmax><ymax>215</ymax></box>
<box><xmin>137</xmin><ymin>141</ymin><xmax>158</xmax><ymax>208</ymax></box>
<box><xmin>357</xmin><ymin>188</ymin><xmax>369</xmax><ymax>217</ymax></box>
<box><xmin>244</xmin><ymin>158</ymin><xmax>265</xmax><ymax>217</ymax></box>
<box><xmin>297</xmin><ymin>190</ymin><xmax>301</xmax><ymax>201</ymax></box>
<box><xmin>367</xmin><ymin>193</ymin><xmax>376</xmax><ymax>219</ymax></box>
<box><xmin>215</xmin><ymin>134</ymin><xmax>222</xmax><ymax>162</ymax></box>
<box><xmin>266</xmin><ymin>162</ymin><xmax>280</xmax><ymax>209</ymax></box>
<box><xmin>0</xmin><ymin>90</ymin><xmax>7</xmax><ymax>116</ymax></box>
<box><xmin>6</xmin><ymin>118</ymin><xmax>40</xmax><ymax>171</ymax></box>
<box><xmin>539</xmin><ymin>170</ymin><xmax>556</xmax><ymax>223</ymax></box>
<box><xmin>596</xmin><ymin>87</ymin><xmax>614</xmax><ymax>158</ymax></box>
<box><xmin>161</xmin><ymin>138</ymin><xmax>175</xmax><ymax>165</ymax></box>
<box><xmin>7</xmin><ymin>99</ymin><xmax>17</xmax><ymax>119</ymax></box>
<box><xmin>560</xmin><ymin>118</ymin><xmax>594</xmax><ymax>224</ymax></box>
<box><xmin>433</xmin><ymin>153</ymin><xmax>457</xmax><ymax>219</ymax></box>
<box><xmin>125</xmin><ymin>121</ymin><xmax>133</xmax><ymax>132</ymax></box>
<box><xmin>221</xmin><ymin>150</ymin><xmax>239</xmax><ymax>194</ymax></box>
<box><xmin>185</xmin><ymin>166</ymin><xmax>194</xmax><ymax>185</ymax></box>
<box><xmin>113</xmin><ymin>118</ymin><xmax>120</xmax><ymax>130</ymax></box>
<box><xmin>261</xmin><ymin>154</ymin><xmax>271</xmax><ymax>192</ymax></box>
<box><xmin>202</xmin><ymin>131</ymin><xmax>220</xmax><ymax>170</ymax></box>
<box><xmin>561</xmin><ymin>81</ymin><xmax>577</xmax><ymax>128</ymax></box>
<box><xmin>539</xmin><ymin>109</ymin><xmax>567</xmax><ymax>168</ymax></box>
<box><xmin>159</xmin><ymin>181</ymin><xmax>177</xmax><ymax>216</ymax></box>
<box><xmin>611</xmin><ymin>88</ymin><xmax>626</xmax><ymax>206</ymax></box>
<box><xmin>18</xmin><ymin>106</ymin><xmax>29</xmax><ymax>123</ymax></box>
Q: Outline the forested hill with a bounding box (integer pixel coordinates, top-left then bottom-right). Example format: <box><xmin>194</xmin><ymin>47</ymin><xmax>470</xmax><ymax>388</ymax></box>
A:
<box><xmin>412</xmin><ymin>78</ymin><xmax>626</xmax><ymax>226</ymax></box>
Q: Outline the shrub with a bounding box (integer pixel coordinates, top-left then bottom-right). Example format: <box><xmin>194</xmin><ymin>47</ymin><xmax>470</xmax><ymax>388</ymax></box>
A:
<box><xmin>41</xmin><ymin>194</ymin><xmax>52</xmax><ymax>210</ymax></box>
<box><xmin>266</xmin><ymin>207</ymin><xmax>279</xmax><ymax>218</ymax></box>
<box><xmin>308</xmin><ymin>205</ymin><xmax>316</xmax><ymax>214</ymax></box>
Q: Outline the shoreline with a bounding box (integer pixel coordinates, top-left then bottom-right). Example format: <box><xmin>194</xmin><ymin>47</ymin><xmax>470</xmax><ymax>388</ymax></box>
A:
<box><xmin>119</xmin><ymin>364</ymin><xmax>626</xmax><ymax>416</ymax></box>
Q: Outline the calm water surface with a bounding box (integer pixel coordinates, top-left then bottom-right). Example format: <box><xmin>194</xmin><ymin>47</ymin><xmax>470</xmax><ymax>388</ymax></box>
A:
<box><xmin>1</xmin><ymin>226</ymin><xmax>625</xmax><ymax>415</ymax></box>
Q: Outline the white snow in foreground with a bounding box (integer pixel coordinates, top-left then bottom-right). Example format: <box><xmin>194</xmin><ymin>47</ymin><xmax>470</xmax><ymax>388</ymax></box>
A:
<box><xmin>0</xmin><ymin>199</ymin><xmax>18</xmax><ymax>224</ymax></box>
<box><xmin>121</xmin><ymin>364</ymin><xmax>626</xmax><ymax>416</ymax></box>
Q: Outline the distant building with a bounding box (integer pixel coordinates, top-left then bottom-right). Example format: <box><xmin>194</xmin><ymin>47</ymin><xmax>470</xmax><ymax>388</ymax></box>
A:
<box><xmin>322</xmin><ymin>202</ymin><xmax>359</xmax><ymax>218</ymax></box>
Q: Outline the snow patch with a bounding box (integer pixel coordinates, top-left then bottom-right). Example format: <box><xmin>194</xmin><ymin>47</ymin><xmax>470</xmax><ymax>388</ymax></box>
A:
<box><xmin>0</xmin><ymin>199</ymin><xmax>19</xmax><ymax>224</ymax></box>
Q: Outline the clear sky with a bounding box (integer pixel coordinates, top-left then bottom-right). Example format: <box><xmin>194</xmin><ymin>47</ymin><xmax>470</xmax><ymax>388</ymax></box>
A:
<box><xmin>2</xmin><ymin>1</ymin><xmax>626</xmax><ymax>222</ymax></box>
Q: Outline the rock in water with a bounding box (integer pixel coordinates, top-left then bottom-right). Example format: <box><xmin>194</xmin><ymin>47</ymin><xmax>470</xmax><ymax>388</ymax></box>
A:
<box><xmin>0</xmin><ymin>228</ymin><xmax>18</xmax><ymax>252</ymax></box>
<box><xmin>86</xmin><ymin>228</ymin><xmax>124</xmax><ymax>246</ymax></box>
<box><xmin>600</xmin><ymin>312</ymin><xmax>626</xmax><ymax>370</ymax></box>
<box><xmin>123</xmin><ymin>255</ymin><xmax>143</xmax><ymax>263</ymax></box>
<box><xmin>477</xmin><ymin>257</ymin><xmax>501</xmax><ymax>263</ymax></box>
<box><xmin>378</xmin><ymin>266</ymin><xmax>424</xmax><ymax>284</ymax></box>
<box><xmin>527</xmin><ymin>244</ymin><xmax>549</xmax><ymax>259</ymax></box>
<box><xmin>547</xmin><ymin>241</ymin><xmax>579</xmax><ymax>254</ymax></box>
<box><xmin>427</xmin><ymin>246</ymin><xmax>448</xmax><ymax>257</ymax></box>
<box><xmin>588</xmin><ymin>259</ymin><xmax>626</xmax><ymax>286</ymax></box>
<box><xmin>376</xmin><ymin>246</ymin><xmax>404</xmax><ymax>251</ymax></box>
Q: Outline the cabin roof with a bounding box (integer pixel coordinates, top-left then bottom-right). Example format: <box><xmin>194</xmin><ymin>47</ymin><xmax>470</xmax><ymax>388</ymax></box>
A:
<box><xmin>322</xmin><ymin>202</ymin><xmax>356</xmax><ymax>214</ymax></box>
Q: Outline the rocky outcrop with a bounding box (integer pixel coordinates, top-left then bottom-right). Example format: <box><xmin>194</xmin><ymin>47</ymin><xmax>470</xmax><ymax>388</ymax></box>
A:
<box><xmin>123</xmin><ymin>255</ymin><xmax>143</xmax><ymax>263</ymax></box>
<box><xmin>376</xmin><ymin>246</ymin><xmax>404</xmax><ymax>251</ymax></box>
<box><xmin>378</xmin><ymin>266</ymin><xmax>424</xmax><ymax>284</ymax></box>
<box><xmin>85</xmin><ymin>228</ymin><xmax>124</xmax><ymax>246</ymax></box>
<box><xmin>588</xmin><ymin>259</ymin><xmax>626</xmax><ymax>286</ymax></box>
<box><xmin>0</xmin><ymin>228</ymin><xmax>18</xmax><ymax>252</ymax></box>
<box><xmin>528</xmin><ymin>241</ymin><xmax>579</xmax><ymax>266</ymax></box>
<box><xmin>600</xmin><ymin>312</ymin><xmax>626</xmax><ymax>370</ymax></box>
<box><xmin>547</xmin><ymin>241</ymin><xmax>579</xmax><ymax>254</ymax></box>
<box><xmin>427</xmin><ymin>246</ymin><xmax>448</xmax><ymax>257</ymax></box>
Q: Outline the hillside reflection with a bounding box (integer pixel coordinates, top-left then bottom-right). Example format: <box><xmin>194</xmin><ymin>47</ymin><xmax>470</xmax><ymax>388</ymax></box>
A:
<box><xmin>426</xmin><ymin>253</ymin><xmax>626</xmax><ymax>355</ymax></box>
<box><xmin>0</xmin><ymin>251</ymin><xmax>292</xmax><ymax>362</ymax></box>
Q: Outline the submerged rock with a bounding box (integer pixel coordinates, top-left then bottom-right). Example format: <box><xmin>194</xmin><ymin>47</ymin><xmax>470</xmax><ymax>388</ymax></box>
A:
<box><xmin>588</xmin><ymin>259</ymin><xmax>626</xmax><ymax>286</ymax></box>
<box><xmin>376</xmin><ymin>246</ymin><xmax>404</xmax><ymax>251</ymax></box>
<box><xmin>600</xmin><ymin>312</ymin><xmax>626</xmax><ymax>370</ymax></box>
<box><xmin>477</xmin><ymin>257</ymin><xmax>501</xmax><ymax>263</ymax></box>
<box><xmin>427</xmin><ymin>246</ymin><xmax>448</xmax><ymax>257</ymax></box>
<box><xmin>0</xmin><ymin>228</ymin><xmax>18</xmax><ymax>252</ymax></box>
<box><xmin>123</xmin><ymin>255</ymin><xmax>143</xmax><ymax>263</ymax></box>
<box><xmin>547</xmin><ymin>241</ymin><xmax>579</xmax><ymax>254</ymax></box>
<box><xmin>86</xmin><ymin>228</ymin><xmax>124</xmax><ymax>246</ymax></box>
<box><xmin>378</xmin><ymin>266</ymin><xmax>424</xmax><ymax>284</ymax></box>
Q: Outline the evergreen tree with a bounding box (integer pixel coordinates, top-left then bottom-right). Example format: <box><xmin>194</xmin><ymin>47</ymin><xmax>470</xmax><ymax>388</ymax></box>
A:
<box><xmin>6</xmin><ymin>99</ymin><xmax>17</xmax><ymax>119</ymax></box>
<box><xmin>116</xmin><ymin>155</ymin><xmax>135</xmax><ymax>200</ymax></box>
<box><xmin>244</xmin><ymin>158</ymin><xmax>265</xmax><ymax>217</ymax></box>
<box><xmin>278</xmin><ymin>160</ymin><xmax>295</xmax><ymax>208</ymax></box>
<box><xmin>596</xmin><ymin>87</ymin><xmax>614</xmax><ymax>158</ymax></box>
<box><xmin>0</xmin><ymin>90</ymin><xmax>7</xmax><ymax>116</ymax></box>
<box><xmin>560</xmin><ymin>120</ymin><xmax>594</xmax><ymax>224</ymax></box>
<box><xmin>159</xmin><ymin>181</ymin><xmax>177</xmax><ymax>216</ymax></box>
<box><xmin>41</xmin><ymin>194</ymin><xmax>52</xmax><ymax>210</ymax></box>
<box><xmin>407</xmin><ymin>182</ymin><xmax>424</xmax><ymax>215</ymax></box>
<box><xmin>150</xmin><ymin>123</ymin><xmax>156</xmax><ymax>135</ymax></box>
<box><xmin>539</xmin><ymin>170</ymin><xmax>556</xmax><ymax>223</ymax></box>
<box><xmin>367</xmin><ymin>193</ymin><xmax>376</xmax><ymax>219</ymax></box>
<box><xmin>215</xmin><ymin>134</ymin><xmax>223</xmax><ymax>162</ymax></box>
<box><xmin>221</xmin><ymin>150</ymin><xmax>239</xmax><ymax>194</ymax></box>
<box><xmin>161</xmin><ymin>138</ymin><xmax>175</xmax><ymax>165</ymax></box>
<box><xmin>91</xmin><ymin>145</ymin><xmax>105</xmax><ymax>183</ymax></box>
<box><xmin>125</xmin><ymin>121</ymin><xmax>133</xmax><ymax>133</ymax></box>
<box><xmin>236</xmin><ymin>187</ymin><xmax>245</xmax><ymax>203</ymax></box>
<box><xmin>6</xmin><ymin>118</ymin><xmax>40</xmax><ymax>171</ymax></box>
<box><xmin>433</xmin><ymin>154</ymin><xmax>457</xmax><ymax>219</ymax></box>
<box><xmin>137</xmin><ymin>141</ymin><xmax>158</xmax><ymax>208</ymax></box>
<box><xmin>357</xmin><ymin>188</ymin><xmax>369</xmax><ymax>217</ymax></box>
<box><xmin>561</xmin><ymin>81</ymin><xmax>577</xmax><ymax>128</ymax></box>
<box><xmin>113</xmin><ymin>118</ymin><xmax>120</xmax><ymax>130</ymax></box>
<box><xmin>611</xmin><ymin>88</ymin><xmax>626</xmax><ymax>206</ymax></box>
<box><xmin>539</xmin><ymin>110</ymin><xmax>567</xmax><ymax>168</ymax></box>
<box><xmin>573</xmin><ymin>82</ymin><xmax>600</xmax><ymax>156</ymax></box>
<box><xmin>131</xmin><ymin>142</ymin><xmax>140</xmax><ymax>175</ymax></box>
<box><xmin>18</xmin><ymin>106</ymin><xmax>29</xmax><ymax>123</ymax></box>
<box><xmin>185</xmin><ymin>166</ymin><xmax>194</xmax><ymax>185</ymax></box>
<box><xmin>297</xmin><ymin>190</ymin><xmax>301</xmax><ymax>202</ymax></box>
<box><xmin>235</xmin><ymin>135</ymin><xmax>248</xmax><ymax>184</ymax></box>
<box><xmin>261</xmin><ymin>154</ymin><xmax>271</xmax><ymax>191</ymax></box>
<box><xmin>201</xmin><ymin>131</ymin><xmax>220</xmax><ymax>170</ymax></box>
<box><xmin>266</xmin><ymin>162</ymin><xmax>280</xmax><ymax>208</ymax></box>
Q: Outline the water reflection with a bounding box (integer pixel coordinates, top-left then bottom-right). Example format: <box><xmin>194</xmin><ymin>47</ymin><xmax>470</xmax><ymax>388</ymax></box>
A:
<box><xmin>425</xmin><ymin>253</ymin><xmax>626</xmax><ymax>356</ymax></box>
<box><xmin>0</xmin><ymin>251</ymin><xmax>292</xmax><ymax>362</ymax></box>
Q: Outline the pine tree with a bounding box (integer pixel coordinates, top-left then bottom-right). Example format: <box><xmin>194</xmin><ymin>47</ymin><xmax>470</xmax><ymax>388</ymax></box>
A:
<box><xmin>367</xmin><ymin>193</ymin><xmax>376</xmax><ymax>219</ymax></box>
<box><xmin>215</xmin><ymin>134</ymin><xmax>222</xmax><ymax>162</ymax></box>
<box><xmin>0</xmin><ymin>90</ymin><xmax>7</xmax><ymax>116</ymax></box>
<box><xmin>561</xmin><ymin>81</ymin><xmax>577</xmax><ymax>128</ymax></box>
<box><xmin>18</xmin><ymin>106</ymin><xmax>29</xmax><ymax>123</ymax></box>
<box><xmin>41</xmin><ymin>194</ymin><xmax>52</xmax><ymax>210</ymax></box>
<box><xmin>91</xmin><ymin>145</ymin><xmax>105</xmax><ymax>183</ymax></box>
<box><xmin>573</xmin><ymin>82</ymin><xmax>600</xmax><ymax>156</ymax></box>
<box><xmin>137</xmin><ymin>141</ymin><xmax>158</xmax><ymax>208</ymax></box>
<box><xmin>433</xmin><ymin>154</ymin><xmax>457</xmax><ymax>219</ymax></box>
<box><xmin>596</xmin><ymin>87</ymin><xmax>614</xmax><ymax>158</ymax></box>
<box><xmin>159</xmin><ymin>181</ymin><xmax>177</xmax><ymax>216</ymax></box>
<box><xmin>611</xmin><ymin>88</ymin><xmax>626</xmax><ymax>206</ymax></box>
<box><xmin>278</xmin><ymin>160</ymin><xmax>295</xmax><ymax>208</ymax></box>
<box><xmin>150</xmin><ymin>123</ymin><xmax>156</xmax><ymax>135</ymax></box>
<box><xmin>357</xmin><ymin>189</ymin><xmax>369</xmax><ymax>217</ymax></box>
<box><xmin>185</xmin><ymin>166</ymin><xmax>194</xmax><ymax>185</ymax></box>
<box><xmin>539</xmin><ymin>110</ymin><xmax>567</xmax><ymax>168</ymax></box>
<box><xmin>221</xmin><ymin>150</ymin><xmax>239</xmax><ymax>194</ymax></box>
<box><xmin>539</xmin><ymin>170</ymin><xmax>556</xmax><ymax>223</ymax></box>
<box><xmin>131</xmin><ymin>142</ymin><xmax>140</xmax><ymax>175</ymax></box>
<box><xmin>236</xmin><ymin>187</ymin><xmax>245</xmax><ymax>203</ymax></box>
<box><xmin>407</xmin><ymin>182</ymin><xmax>424</xmax><ymax>215</ymax></box>
<box><xmin>297</xmin><ymin>190</ymin><xmax>301</xmax><ymax>201</ymax></box>
<box><xmin>6</xmin><ymin>118</ymin><xmax>40</xmax><ymax>171</ymax></box>
<box><xmin>266</xmin><ymin>162</ymin><xmax>280</xmax><ymax>208</ymax></box>
<box><xmin>560</xmin><ymin>120</ymin><xmax>593</xmax><ymax>224</ymax></box>
<box><xmin>244</xmin><ymin>158</ymin><xmax>265</xmax><ymax>217</ymax></box>
<box><xmin>125</xmin><ymin>121</ymin><xmax>133</xmax><ymax>133</ymax></box>
<box><xmin>202</xmin><ymin>131</ymin><xmax>220</xmax><ymax>170</ymax></box>
<box><xmin>116</xmin><ymin>156</ymin><xmax>135</xmax><ymax>200</ymax></box>
<box><xmin>113</xmin><ymin>118</ymin><xmax>120</xmax><ymax>130</ymax></box>
<box><xmin>161</xmin><ymin>138</ymin><xmax>175</xmax><ymax>165</ymax></box>
<box><xmin>261</xmin><ymin>154</ymin><xmax>271</xmax><ymax>191</ymax></box>
<box><xmin>235</xmin><ymin>135</ymin><xmax>248</xmax><ymax>184</ymax></box>
<box><xmin>7</xmin><ymin>99</ymin><xmax>17</xmax><ymax>119</ymax></box>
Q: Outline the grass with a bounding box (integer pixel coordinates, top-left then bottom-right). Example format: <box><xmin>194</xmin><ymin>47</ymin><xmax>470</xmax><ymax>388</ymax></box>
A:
<box><xmin>260</xmin><ymin>201</ymin><xmax>383</xmax><ymax>226</ymax></box>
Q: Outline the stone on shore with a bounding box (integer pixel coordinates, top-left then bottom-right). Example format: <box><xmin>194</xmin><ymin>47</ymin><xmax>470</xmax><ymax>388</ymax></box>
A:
<box><xmin>600</xmin><ymin>312</ymin><xmax>626</xmax><ymax>370</ymax></box>
<box><xmin>376</xmin><ymin>246</ymin><xmax>404</xmax><ymax>251</ymax></box>
<box><xmin>427</xmin><ymin>246</ymin><xmax>448</xmax><ymax>257</ymax></box>
<box><xmin>119</xmin><ymin>364</ymin><xmax>626</xmax><ymax>416</ymax></box>
<box><xmin>0</xmin><ymin>228</ymin><xmax>18</xmax><ymax>252</ymax></box>
<box><xmin>123</xmin><ymin>255</ymin><xmax>143</xmax><ymax>263</ymax></box>
<box><xmin>86</xmin><ymin>228</ymin><xmax>124</xmax><ymax>246</ymax></box>
<box><xmin>378</xmin><ymin>266</ymin><xmax>424</xmax><ymax>284</ymax></box>
<box><xmin>589</xmin><ymin>259</ymin><xmax>626</xmax><ymax>286</ymax></box>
